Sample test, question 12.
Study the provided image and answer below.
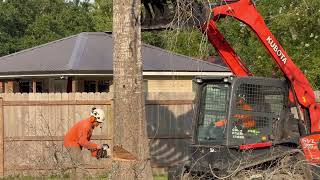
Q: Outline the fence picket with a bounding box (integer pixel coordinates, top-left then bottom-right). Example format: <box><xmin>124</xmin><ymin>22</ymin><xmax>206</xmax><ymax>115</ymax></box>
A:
<box><xmin>61</xmin><ymin>93</ymin><xmax>69</xmax><ymax>136</ymax></box>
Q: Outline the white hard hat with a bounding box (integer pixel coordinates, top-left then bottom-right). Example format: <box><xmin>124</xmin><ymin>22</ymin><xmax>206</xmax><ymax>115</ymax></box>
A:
<box><xmin>91</xmin><ymin>108</ymin><xmax>105</xmax><ymax>123</ymax></box>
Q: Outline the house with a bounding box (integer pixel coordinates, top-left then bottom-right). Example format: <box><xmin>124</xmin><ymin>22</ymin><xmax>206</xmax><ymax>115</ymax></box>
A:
<box><xmin>0</xmin><ymin>32</ymin><xmax>231</xmax><ymax>93</ymax></box>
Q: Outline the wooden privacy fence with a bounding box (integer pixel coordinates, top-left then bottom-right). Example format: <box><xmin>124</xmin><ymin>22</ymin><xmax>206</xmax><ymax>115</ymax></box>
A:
<box><xmin>0</xmin><ymin>92</ymin><xmax>195</xmax><ymax>176</ymax></box>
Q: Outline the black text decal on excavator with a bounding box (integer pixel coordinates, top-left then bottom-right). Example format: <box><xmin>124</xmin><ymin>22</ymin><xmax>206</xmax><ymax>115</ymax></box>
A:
<box><xmin>266</xmin><ymin>36</ymin><xmax>287</xmax><ymax>64</ymax></box>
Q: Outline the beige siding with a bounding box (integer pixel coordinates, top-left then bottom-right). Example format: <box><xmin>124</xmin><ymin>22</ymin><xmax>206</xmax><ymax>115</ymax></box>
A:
<box><xmin>146</xmin><ymin>79</ymin><xmax>193</xmax><ymax>92</ymax></box>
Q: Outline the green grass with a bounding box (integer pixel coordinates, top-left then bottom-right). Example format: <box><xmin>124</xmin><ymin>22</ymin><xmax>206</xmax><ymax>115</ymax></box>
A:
<box><xmin>154</xmin><ymin>175</ymin><xmax>168</xmax><ymax>180</ymax></box>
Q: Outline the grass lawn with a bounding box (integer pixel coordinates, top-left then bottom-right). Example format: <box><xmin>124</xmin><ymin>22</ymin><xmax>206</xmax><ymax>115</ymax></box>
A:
<box><xmin>154</xmin><ymin>175</ymin><xmax>168</xmax><ymax>180</ymax></box>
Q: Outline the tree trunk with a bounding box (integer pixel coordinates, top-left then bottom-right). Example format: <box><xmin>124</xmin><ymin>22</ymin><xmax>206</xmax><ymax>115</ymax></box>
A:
<box><xmin>111</xmin><ymin>0</ymin><xmax>153</xmax><ymax>179</ymax></box>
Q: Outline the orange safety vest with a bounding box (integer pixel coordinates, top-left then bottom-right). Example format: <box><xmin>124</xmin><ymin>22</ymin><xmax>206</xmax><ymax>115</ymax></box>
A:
<box><xmin>64</xmin><ymin>118</ymin><xmax>98</xmax><ymax>150</ymax></box>
<box><xmin>214</xmin><ymin>103</ymin><xmax>256</xmax><ymax>128</ymax></box>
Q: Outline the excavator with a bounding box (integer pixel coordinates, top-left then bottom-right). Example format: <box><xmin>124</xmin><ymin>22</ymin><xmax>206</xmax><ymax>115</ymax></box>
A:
<box><xmin>153</xmin><ymin>0</ymin><xmax>320</xmax><ymax>179</ymax></box>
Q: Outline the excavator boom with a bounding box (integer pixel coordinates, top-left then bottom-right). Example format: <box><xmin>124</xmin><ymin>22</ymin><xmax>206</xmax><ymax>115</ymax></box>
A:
<box><xmin>201</xmin><ymin>20</ymin><xmax>252</xmax><ymax>77</ymax></box>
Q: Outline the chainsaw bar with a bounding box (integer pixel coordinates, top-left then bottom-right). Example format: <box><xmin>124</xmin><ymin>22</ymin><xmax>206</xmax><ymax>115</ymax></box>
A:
<box><xmin>112</xmin><ymin>145</ymin><xmax>137</xmax><ymax>161</ymax></box>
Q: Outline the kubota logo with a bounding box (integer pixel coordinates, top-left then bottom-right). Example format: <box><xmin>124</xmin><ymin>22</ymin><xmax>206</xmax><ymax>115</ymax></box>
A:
<box><xmin>266</xmin><ymin>36</ymin><xmax>287</xmax><ymax>64</ymax></box>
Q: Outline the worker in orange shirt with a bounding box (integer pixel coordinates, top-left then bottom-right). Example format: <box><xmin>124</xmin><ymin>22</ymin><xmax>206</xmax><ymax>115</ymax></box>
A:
<box><xmin>214</xmin><ymin>94</ymin><xmax>256</xmax><ymax>129</ymax></box>
<box><xmin>64</xmin><ymin>107</ymin><xmax>106</xmax><ymax>179</ymax></box>
<box><xmin>233</xmin><ymin>96</ymin><xmax>256</xmax><ymax>128</ymax></box>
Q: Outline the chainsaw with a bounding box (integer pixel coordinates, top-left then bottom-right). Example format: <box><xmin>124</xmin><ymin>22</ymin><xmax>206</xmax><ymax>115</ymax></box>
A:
<box><xmin>95</xmin><ymin>144</ymin><xmax>137</xmax><ymax>161</ymax></box>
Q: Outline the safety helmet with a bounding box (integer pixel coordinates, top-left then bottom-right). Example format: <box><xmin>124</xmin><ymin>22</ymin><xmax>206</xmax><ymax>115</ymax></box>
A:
<box><xmin>90</xmin><ymin>108</ymin><xmax>105</xmax><ymax>123</ymax></box>
<box><xmin>237</xmin><ymin>94</ymin><xmax>246</xmax><ymax>103</ymax></box>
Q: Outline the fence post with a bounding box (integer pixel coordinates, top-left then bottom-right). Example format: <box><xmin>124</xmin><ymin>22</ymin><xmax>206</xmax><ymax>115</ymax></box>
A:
<box><xmin>0</xmin><ymin>98</ymin><xmax>3</xmax><ymax>177</ymax></box>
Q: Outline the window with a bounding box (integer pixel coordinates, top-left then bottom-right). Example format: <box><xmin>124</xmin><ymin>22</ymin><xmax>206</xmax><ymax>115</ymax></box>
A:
<box><xmin>36</xmin><ymin>81</ymin><xmax>44</xmax><ymax>93</ymax></box>
<box><xmin>229</xmin><ymin>83</ymin><xmax>285</xmax><ymax>145</ymax></box>
<box><xmin>15</xmin><ymin>80</ymin><xmax>46</xmax><ymax>93</ymax></box>
<box><xmin>84</xmin><ymin>80</ymin><xmax>96</xmax><ymax>92</ymax></box>
<box><xmin>197</xmin><ymin>83</ymin><xmax>230</xmax><ymax>143</ymax></box>
<box><xmin>54</xmin><ymin>79</ymin><xmax>67</xmax><ymax>92</ymax></box>
<box><xmin>19</xmin><ymin>81</ymin><xmax>31</xmax><ymax>93</ymax></box>
<box><xmin>98</xmin><ymin>80</ymin><xmax>110</xmax><ymax>92</ymax></box>
<box><xmin>84</xmin><ymin>80</ymin><xmax>111</xmax><ymax>93</ymax></box>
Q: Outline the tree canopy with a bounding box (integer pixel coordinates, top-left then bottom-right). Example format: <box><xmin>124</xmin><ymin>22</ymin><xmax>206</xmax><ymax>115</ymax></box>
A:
<box><xmin>0</xmin><ymin>0</ymin><xmax>319</xmax><ymax>88</ymax></box>
<box><xmin>0</xmin><ymin>0</ymin><xmax>95</xmax><ymax>55</ymax></box>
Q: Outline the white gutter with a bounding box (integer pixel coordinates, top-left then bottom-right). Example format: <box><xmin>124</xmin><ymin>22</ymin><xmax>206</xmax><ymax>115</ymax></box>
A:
<box><xmin>143</xmin><ymin>72</ymin><xmax>232</xmax><ymax>76</ymax></box>
<box><xmin>0</xmin><ymin>72</ymin><xmax>232</xmax><ymax>78</ymax></box>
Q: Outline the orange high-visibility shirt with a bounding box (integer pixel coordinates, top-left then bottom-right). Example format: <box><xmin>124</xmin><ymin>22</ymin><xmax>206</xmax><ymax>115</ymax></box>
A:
<box><xmin>64</xmin><ymin>118</ymin><xmax>98</xmax><ymax>150</ymax></box>
<box><xmin>215</xmin><ymin>119</ymin><xmax>227</xmax><ymax>127</ymax></box>
<box><xmin>214</xmin><ymin>103</ymin><xmax>256</xmax><ymax>128</ymax></box>
<box><xmin>234</xmin><ymin>103</ymin><xmax>256</xmax><ymax>128</ymax></box>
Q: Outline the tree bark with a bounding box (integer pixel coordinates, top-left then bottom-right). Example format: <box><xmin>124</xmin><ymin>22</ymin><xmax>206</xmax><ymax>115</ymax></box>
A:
<box><xmin>111</xmin><ymin>0</ymin><xmax>153</xmax><ymax>179</ymax></box>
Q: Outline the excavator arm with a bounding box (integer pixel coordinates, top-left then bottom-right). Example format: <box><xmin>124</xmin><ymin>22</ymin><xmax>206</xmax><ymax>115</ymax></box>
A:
<box><xmin>205</xmin><ymin>0</ymin><xmax>320</xmax><ymax>163</ymax></box>
<box><xmin>201</xmin><ymin>20</ymin><xmax>252</xmax><ymax>76</ymax></box>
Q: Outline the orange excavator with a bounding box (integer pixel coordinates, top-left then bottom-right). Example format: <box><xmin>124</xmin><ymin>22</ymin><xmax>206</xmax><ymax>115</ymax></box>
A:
<box><xmin>163</xmin><ymin>0</ymin><xmax>320</xmax><ymax>179</ymax></box>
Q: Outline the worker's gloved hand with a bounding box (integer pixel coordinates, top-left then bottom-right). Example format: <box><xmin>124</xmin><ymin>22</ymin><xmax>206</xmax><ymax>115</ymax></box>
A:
<box><xmin>96</xmin><ymin>144</ymin><xmax>111</xmax><ymax>159</ymax></box>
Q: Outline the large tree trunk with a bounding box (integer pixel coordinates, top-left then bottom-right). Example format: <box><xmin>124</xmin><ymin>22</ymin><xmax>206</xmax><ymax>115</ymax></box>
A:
<box><xmin>111</xmin><ymin>0</ymin><xmax>153</xmax><ymax>179</ymax></box>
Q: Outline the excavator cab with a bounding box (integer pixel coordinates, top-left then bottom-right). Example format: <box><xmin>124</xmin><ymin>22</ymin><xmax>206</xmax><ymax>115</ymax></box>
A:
<box><xmin>168</xmin><ymin>76</ymin><xmax>309</xmax><ymax>179</ymax></box>
<box><xmin>193</xmin><ymin>76</ymin><xmax>290</xmax><ymax>147</ymax></box>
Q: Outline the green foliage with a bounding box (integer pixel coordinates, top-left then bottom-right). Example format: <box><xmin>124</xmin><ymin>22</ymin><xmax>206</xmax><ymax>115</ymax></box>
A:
<box><xmin>142</xmin><ymin>32</ymin><xmax>165</xmax><ymax>49</ymax></box>
<box><xmin>0</xmin><ymin>0</ymin><xmax>96</xmax><ymax>56</ymax></box>
<box><xmin>142</xmin><ymin>29</ymin><xmax>214</xmax><ymax>58</ymax></box>
<box><xmin>91</xmin><ymin>0</ymin><xmax>113</xmax><ymax>31</ymax></box>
